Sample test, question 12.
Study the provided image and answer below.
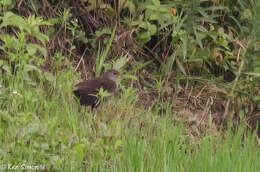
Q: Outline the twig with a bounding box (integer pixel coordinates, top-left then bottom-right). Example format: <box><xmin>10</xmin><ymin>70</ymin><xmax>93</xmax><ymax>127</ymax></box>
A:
<box><xmin>75</xmin><ymin>48</ymin><xmax>87</xmax><ymax>72</ymax></box>
<box><xmin>18</xmin><ymin>0</ymin><xmax>25</xmax><ymax>10</ymax></box>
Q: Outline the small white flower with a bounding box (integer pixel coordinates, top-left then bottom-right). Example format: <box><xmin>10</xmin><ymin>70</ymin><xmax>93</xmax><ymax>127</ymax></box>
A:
<box><xmin>12</xmin><ymin>90</ymin><xmax>18</xmax><ymax>94</ymax></box>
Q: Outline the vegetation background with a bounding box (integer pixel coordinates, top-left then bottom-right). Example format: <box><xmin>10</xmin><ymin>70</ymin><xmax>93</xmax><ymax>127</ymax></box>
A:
<box><xmin>0</xmin><ymin>0</ymin><xmax>260</xmax><ymax>171</ymax></box>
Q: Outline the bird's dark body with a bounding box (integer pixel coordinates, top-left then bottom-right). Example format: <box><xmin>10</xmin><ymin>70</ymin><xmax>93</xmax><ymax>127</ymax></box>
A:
<box><xmin>73</xmin><ymin>69</ymin><xmax>119</xmax><ymax>108</ymax></box>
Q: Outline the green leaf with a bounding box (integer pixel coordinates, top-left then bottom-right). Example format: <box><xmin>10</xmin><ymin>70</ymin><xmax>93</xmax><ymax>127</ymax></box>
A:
<box><xmin>139</xmin><ymin>22</ymin><xmax>148</xmax><ymax>29</ymax></box>
<box><xmin>162</xmin><ymin>53</ymin><xmax>176</xmax><ymax>75</ymax></box>
<box><xmin>138</xmin><ymin>31</ymin><xmax>151</xmax><ymax>40</ymax></box>
<box><xmin>24</xmin><ymin>64</ymin><xmax>41</xmax><ymax>73</ymax></box>
<box><xmin>241</xmin><ymin>9</ymin><xmax>252</xmax><ymax>20</ymax></box>
<box><xmin>44</xmin><ymin>72</ymin><xmax>55</xmax><ymax>82</ymax></box>
<box><xmin>151</xmin><ymin>0</ymin><xmax>160</xmax><ymax>6</ymax></box>
<box><xmin>2</xmin><ymin>64</ymin><xmax>11</xmax><ymax>74</ymax></box>
<box><xmin>96</xmin><ymin>28</ymin><xmax>112</xmax><ymax>37</ymax></box>
<box><xmin>126</xmin><ymin>1</ymin><xmax>136</xmax><ymax>15</ymax></box>
<box><xmin>122</xmin><ymin>74</ymin><xmax>138</xmax><ymax>80</ymax></box>
<box><xmin>98</xmin><ymin>88</ymin><xmax>112</xmax><ymax>100</ymax></box>
<box><xmin>112</xmin><ymin>55</ymin><xmax>129</xmax><ymax>70</ymax></box>
<box><xmin>0</xmin><ymin>12</ymin><xmax>50</xmax><ymax>45</ymax></box>
<box><xmin>0</xmin><ymin>0</ymin><xmax>12</xmax><ymax>6</ymax></box>
<box><xmin>148</xmin><ymin>24</ymin><xmax>157</xmax><ymax>35</ymax></box>
<box><xmin>181</xmin><ymin>34</ymin><xmax>188</xmax><ymax>60</ymax></box>
<box><xmin>0</xmin><ymin>34</ymin><xmax>19</xmax><ymax>50</ymax></box>
<box><xmin>0</xmin><ymin>12</ymin><xmax>29</xmax><ymax>31</ymax></box>
<box><xmin>41</xmin><ymin>143</ymin><xmax>50</xmax><ymax>150</ymax></box>
<box><xmin>32</xmin><ymin>32</ymin><xmax>49</xmax><ymax>45</ymax></box>
<box><xmin>130</xmin><ymin>61</ymin><xmax>152</xmax><ymax>74</ymax></box>
<box><xmin>253</xmin><ymin>96</ymin><xmax>260</xmax><ymax>102</ymax></box>
<box><xmin>114</xmin><ymin>139</ymin><xmax>122</xmax><ymax>149</ymax></box>
<box><xmin>26</xmin><ymin>43</ymin><xmax>47</xmax><ymax>58</ymax></box>
<box><xmin>96</xmin><ymin>25</ymin><xmax>117</xmax><ymax>77</ymax></box>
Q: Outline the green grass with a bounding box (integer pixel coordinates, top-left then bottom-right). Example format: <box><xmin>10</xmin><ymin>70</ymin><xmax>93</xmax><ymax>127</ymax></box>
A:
<box><xmin>0</xmin><ymin>68</ymin><xmax>259</xmax><ymax>171</ymax></box>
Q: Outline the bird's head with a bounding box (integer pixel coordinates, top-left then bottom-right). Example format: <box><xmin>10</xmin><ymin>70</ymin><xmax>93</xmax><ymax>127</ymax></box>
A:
<box><xmin>103</xmin><ymin>69</ymin><xmax>120</xmax><ymax>82</ymax></box>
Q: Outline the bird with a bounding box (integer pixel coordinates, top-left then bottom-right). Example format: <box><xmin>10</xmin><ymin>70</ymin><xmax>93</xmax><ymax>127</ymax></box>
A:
<box><xmin>73</xmin><ymin>69</ymin><xmax>120</xmax><ymax>108</ymax></box>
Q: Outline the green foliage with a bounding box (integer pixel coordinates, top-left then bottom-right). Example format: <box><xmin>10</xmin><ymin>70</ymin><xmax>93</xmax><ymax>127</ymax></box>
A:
<box><xmin>111</xmin><ymin>55</ymin><xmax>129</xmax><ymax>71</ymax></box>
<box><xmin>0</xmin><ymin>1</ymin><xmax>259</xmax><ymax>171</ymax></box>
<box><xmin>243</xmin><ymin>0</ymin><xmax>260</xmax><ymax>72</ymax></box>
<box><xmin>96</xmin><ymin>87</ymin><xmax>113</xmax><ymax>105</ymax></box>
<box><xmin>0</xmin><ymin>12</ymin><xmax>52</xmax><ymax>85</ymax></box>
<box><xmin>0</xmin><ymin>12</ymin><xmax>50</xmax><ymax>45</ymax></box>
<box><xmin>96</xmin><ymin>25</ymin><xmax>117</xmax><ymax>76</ymax></box>
<box><xmin>85</xmin><ymin>0</ymin><xmax>137</xmax><ymax>18</ymax></box>
<box><xmin>128</xmin><ymin>0</ymin><xmax>231</xmax><ymax>76</ymax></box>
<box><xmin>1</xmin><ymin>68</ymin><xmax>259</xmax><ymax>170</ymax></box>
<box><xmin>0</xmin><ymin>0</ymin><xmax>13</xmax><ymax>7</ymax></box>
<box><xmin>0</xmin><ymin>12</ymin><xmax>50</xmax><ymax>58</ymax></box>
<box><xmin>240</xmin><ymin>0</ymin><xmax>260</xmax><ymax>107</ymax></box>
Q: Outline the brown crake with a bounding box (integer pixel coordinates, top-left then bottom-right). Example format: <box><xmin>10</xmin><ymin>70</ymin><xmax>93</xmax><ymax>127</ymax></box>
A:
<box><xmin>73</xmin><ymin>69</ymin><xmax>120</xmax><ymax>108</ymax></box>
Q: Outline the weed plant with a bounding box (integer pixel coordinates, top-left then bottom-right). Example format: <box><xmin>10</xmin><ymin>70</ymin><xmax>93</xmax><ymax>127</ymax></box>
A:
<box><xmin>0</xmin><ymin>69</ymin><xmax>260</xmax><ymax>171</ymax></box>
<box><xmin>0</xmin><ymin>0</ymin><xmax>259</xmax><ymax>171</ymax></box>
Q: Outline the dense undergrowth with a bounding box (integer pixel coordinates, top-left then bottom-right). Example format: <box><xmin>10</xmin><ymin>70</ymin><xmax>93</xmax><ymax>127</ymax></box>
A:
<box><xmin>0</xmin><ymin>0</ymin><xmax>260</xmax><ymax>171</ymax></box>
<box><xmin>0</xmin><ymin>70</ymin><xmax>259</xmax><ymax>171</ymax></box>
